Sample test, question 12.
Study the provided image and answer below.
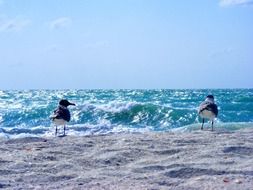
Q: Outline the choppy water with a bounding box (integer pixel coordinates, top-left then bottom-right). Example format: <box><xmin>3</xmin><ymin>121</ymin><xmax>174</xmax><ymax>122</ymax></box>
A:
<box><xmin>0</xmin><ymin>89</ymin><xmax>252</xmax><ymax>138</ymax></box>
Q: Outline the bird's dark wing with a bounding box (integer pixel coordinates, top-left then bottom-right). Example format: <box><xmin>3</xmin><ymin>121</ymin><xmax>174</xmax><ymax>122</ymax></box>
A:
<box><xmin>199</xmin><ymin>101</ymin><xmax>218</xmax><ymax>116</ymax></box>
<box><xmin>210</xmin><ymin>103</ymin><xmax>218</xmax><ymax>116</ymax></box>
<box><xmin>51</xmin><ymin>107</ymin><xmax>71</xmax><ymax>122</ymax></box>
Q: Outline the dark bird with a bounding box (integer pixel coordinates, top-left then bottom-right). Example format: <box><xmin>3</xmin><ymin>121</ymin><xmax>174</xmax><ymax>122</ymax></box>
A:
<box><xmin>198</xmin><ymin>95</ymin><xmax>218</xmax><ymax>131</ymax></box>
<box><xmin>50</xmin><ymin>99</ymin><xmax>75</xmax><ymax>136</ymax></box>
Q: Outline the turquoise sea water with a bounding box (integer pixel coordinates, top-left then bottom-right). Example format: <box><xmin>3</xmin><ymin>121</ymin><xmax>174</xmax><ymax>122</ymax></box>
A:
<box><xmin>0</xmin><ymin>89</ymin><xmax>252</xmax><ymax>138</ymax></box>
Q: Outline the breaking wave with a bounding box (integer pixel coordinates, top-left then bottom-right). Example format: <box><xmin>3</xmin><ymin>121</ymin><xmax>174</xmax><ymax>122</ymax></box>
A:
<box><xmin>0</xmin><ymin>89</ymin><xmax>252</xmax><ymax>138</ymax></box>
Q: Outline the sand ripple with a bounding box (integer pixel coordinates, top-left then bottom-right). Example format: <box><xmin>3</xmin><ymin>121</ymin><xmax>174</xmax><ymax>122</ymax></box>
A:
<box><xmin>0</xmin><ymin>127</ymin><xmax>253</xmax><ymax>189</ymax></box>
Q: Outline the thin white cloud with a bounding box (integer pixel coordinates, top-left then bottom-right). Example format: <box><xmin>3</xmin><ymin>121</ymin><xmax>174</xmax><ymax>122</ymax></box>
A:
<box><xmin>219</xmin><ymin>0</ymin><xmax>253</xmax><ymax>7</ymax></box>
<box><xmin>0</xmin><ymin>17</ymin><xmax>31</xmax><ymax>32</ymax></box>
<box><xmin>49</xmin><ymin>17</ymin><xmax>72</xmax><ymax>30</ymax></box>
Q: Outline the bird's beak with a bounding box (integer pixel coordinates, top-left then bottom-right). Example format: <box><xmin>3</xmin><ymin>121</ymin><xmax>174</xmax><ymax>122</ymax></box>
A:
<box><xmin>69</xmin><ymin>102</ymin><xmax>76</xmax><ymax>106</ymax></box>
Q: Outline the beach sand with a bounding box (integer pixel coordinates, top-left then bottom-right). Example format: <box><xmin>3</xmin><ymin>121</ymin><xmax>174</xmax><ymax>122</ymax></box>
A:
<box><xmin>0</xmin><ymin>127</ymin><xmax>253</xmax><ymax>190</ymax></box>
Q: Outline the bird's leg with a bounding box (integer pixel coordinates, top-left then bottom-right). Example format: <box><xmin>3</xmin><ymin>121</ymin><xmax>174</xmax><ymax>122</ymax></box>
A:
<box><xmin>63</xmin><ymin>125</ymin><xmax>66</xmax><ymax>136</ymax></box>
<box><xmin>55</xmin><ymin>125</ymin><xmax>58</xmax><ymax>136</ymax></box>
<box><xmin>211</xmin><ymin>120</ymin><xmax>214</xmax><ymax>131</ymax></box>
<box><xmin>201</xmin><ymin>118</ymin><xmax>204</xmax><ymax>130</ymax></box>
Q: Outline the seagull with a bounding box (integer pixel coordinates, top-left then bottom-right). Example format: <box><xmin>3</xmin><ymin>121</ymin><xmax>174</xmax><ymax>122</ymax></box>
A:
<box><xmin>50</xmin><ymin>99</ymin><xmax>75</xmax><ymax>136</ymax></box>
<box><xmin>198</xmin><ymin>95</ymin><xmax>218</xmax><ymax>131</ymax></box>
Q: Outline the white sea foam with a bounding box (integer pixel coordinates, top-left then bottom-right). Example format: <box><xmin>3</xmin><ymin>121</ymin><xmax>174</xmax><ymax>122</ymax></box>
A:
<box><xmin>95</xmin><ymin>101</ymin><xmax>140</xmax><ymax>113</ymax></box>
<box><xmin>1</xmin><ymin>121</ymin><xmax>253</xmax><ymax>139</ymax></box>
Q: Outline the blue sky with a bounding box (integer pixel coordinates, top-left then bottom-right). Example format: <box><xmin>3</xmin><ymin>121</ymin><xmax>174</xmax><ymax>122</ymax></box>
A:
<box><xmin>0</xmin><ymin>0</ymin><xmax>252</xmax><ymax>89</ymax></box>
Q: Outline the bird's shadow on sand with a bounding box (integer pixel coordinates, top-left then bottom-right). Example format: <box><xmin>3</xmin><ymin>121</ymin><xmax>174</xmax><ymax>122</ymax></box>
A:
<box><xmin>56</xmin><ymin>134</ymin><xmax>67</xmax><ymax>138</ymax></box>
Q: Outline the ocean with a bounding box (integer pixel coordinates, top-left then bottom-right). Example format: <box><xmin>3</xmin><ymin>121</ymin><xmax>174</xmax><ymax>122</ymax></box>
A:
<box><xmin>0</xmin><ymin>89</ymin><xmax>252</xmax><ymax>139</ymax></box>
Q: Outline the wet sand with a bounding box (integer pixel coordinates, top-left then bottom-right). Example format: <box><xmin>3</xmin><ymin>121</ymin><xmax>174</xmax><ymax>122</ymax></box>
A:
<box><xmin>0</xmin><ymin>127</ymin><xmax>253</xmax><ymax>190</ymax></box>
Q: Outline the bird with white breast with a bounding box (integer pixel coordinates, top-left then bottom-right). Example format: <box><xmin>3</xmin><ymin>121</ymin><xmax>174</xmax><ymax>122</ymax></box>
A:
<box><xmin>50</xmin><ymin>99</ymin><xmax>75</xmax><ymax>136</ymax></box>
<box><xmin>198</xmin><ymin>95</ymin><xmax>218</xmax><ymax>131</ymax></box>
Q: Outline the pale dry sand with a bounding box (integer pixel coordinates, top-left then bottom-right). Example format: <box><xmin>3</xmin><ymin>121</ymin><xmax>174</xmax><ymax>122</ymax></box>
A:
<box><xmin>0</xmin><ymin>127</ymin><xmax>253</xmax><ymax>190</ymax></box>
